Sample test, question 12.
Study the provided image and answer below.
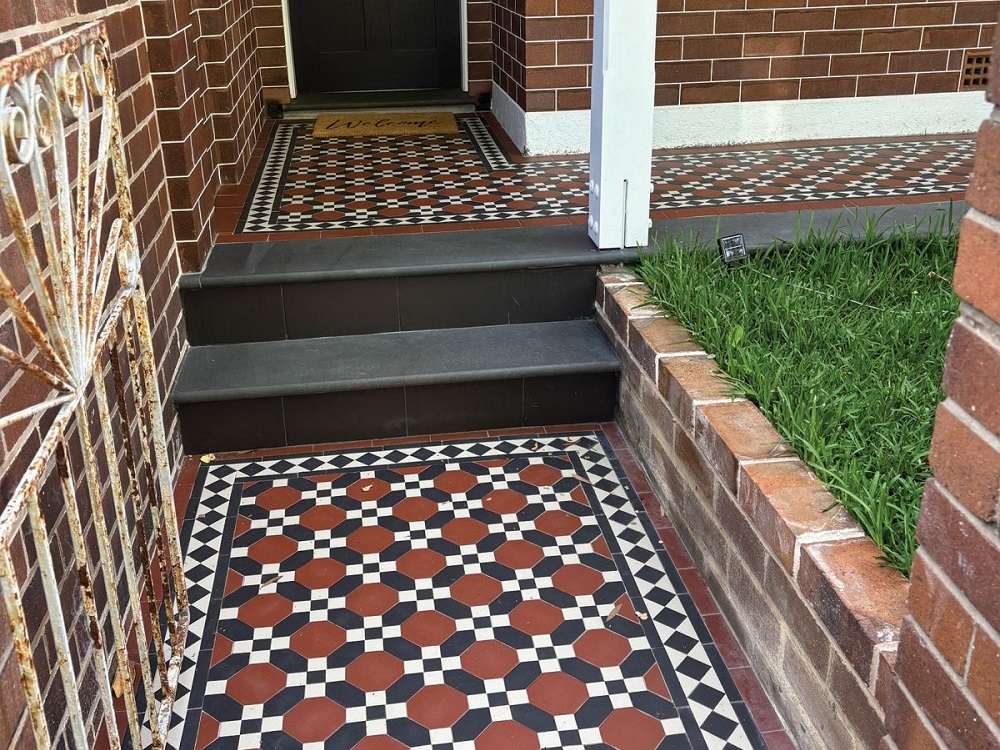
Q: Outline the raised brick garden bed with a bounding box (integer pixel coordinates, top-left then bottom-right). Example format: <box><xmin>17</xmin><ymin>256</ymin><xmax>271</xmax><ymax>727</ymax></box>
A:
<box><xmin>596</xmin><ymin>268</ymin><xmax>910</xmax><ymax>749</ymax></box>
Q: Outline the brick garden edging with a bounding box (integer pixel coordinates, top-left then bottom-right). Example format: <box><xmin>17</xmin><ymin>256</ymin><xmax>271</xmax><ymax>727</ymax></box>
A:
<box><xmin>596</xmin><ymin>268</ymin><xmax>910</xmax><ymax>749</ymax></box>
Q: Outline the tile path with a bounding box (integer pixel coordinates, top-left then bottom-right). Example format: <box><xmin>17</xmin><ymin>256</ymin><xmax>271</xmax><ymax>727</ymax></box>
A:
<box><xmin>228</xmin><ymin>113</ymin><xmax>972</xmax><ymax>236</ymax></box>
<box><xmin>162</xmin><ymin>425</ymin><xmax>791</xmax><ymax>749</ymax></box>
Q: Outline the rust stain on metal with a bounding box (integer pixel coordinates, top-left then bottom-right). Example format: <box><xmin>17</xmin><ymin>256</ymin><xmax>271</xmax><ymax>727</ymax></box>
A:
<box><xmin>0</xmin><ymin>21</ymin><xmax>190</xmax><ymax>750</ymax></box>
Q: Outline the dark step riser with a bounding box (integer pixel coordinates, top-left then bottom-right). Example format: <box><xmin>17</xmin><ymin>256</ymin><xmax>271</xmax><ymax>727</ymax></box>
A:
<box><xmin>182</xmin><ymin>267</ymin><xmax>597</xmax><ymax>345</ymax></box>
<box><xmin>177</xmin><ymin>373</ymin><xmax>617</xmax><ymax>453</ymax></box>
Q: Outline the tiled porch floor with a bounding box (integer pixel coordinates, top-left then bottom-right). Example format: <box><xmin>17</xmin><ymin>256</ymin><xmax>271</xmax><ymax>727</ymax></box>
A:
<box><xmin>214</xmin><ymin>113</ymin><xmax>973</xmax><ymax>242</ymax></box>
<box><xmin>167</xmin><ymin>425</ymin><xmax>791</xmax><ymax>750</ymax></box>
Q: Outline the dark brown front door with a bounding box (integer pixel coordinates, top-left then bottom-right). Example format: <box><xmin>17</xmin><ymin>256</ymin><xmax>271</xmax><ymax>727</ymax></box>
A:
<box><xmin>290</xmin><ymin>0</ymin><xmax>462</xmax><ymax>95</ymax></box>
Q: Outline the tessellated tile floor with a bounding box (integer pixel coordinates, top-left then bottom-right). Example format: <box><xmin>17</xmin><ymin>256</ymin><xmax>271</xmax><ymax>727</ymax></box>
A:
<box><xmin>164</xmin><ymin>426</ymin><xmax>790</xmax><ymax>749</ymax></box>
<box><xmin>229</xmin><ymin>113</ymin><xmax>973</xmax><ymax>236</ymax></box>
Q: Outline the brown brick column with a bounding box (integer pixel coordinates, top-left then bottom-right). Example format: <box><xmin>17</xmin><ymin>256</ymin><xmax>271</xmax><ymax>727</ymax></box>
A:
<box><xmin>142</xmin><ymin>0</ymin><xmax>217</xmax><ymax>270</ymax></box>
<box><xmin>883</xmin><ymin>21</ymin><xmax>1000</xmax><ymax>750</ymax></box>
<box><xmin>144</xmin><ymin>0</ymin><xmax>268</xmax><ymax>271</ymax></box>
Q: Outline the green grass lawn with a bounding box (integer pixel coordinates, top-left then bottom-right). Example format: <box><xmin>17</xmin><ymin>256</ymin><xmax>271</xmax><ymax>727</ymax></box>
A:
<box><xmin>637</xmin><ymin>217</ymin><xmax>959</xmax><ymax>574</ymax></box>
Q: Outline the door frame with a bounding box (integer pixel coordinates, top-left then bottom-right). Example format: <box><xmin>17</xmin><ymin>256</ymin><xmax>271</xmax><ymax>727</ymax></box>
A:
<box><xmin>281</xmin><ymin>0</ymin><xmax>470</xmax><ymax>100</ymax></box>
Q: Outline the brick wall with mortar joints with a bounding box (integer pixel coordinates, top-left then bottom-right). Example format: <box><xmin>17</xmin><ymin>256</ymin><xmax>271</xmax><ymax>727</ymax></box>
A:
<box><xmin>0</xmin><ymin>2</ymin><xmax>189</xmax><ymax>746</ymax></box>
<box><xmin>595</xmin><ymin>271</ymin><xmax>914</xmax><ymax>749</ymax></box>
<box><xmin>145</xmin><ymin>0</ymin><xmax>268</xmax><ymax>271</ymax></box>
<box><xmin>883</xmin><ymin>22</ymin><xmax>1000</xmax><ymax>746</ymax></box>
<box><xmin>498</xmin><ymin>0</ymin><xmax>998</xmax><ymax>112</ymax></box>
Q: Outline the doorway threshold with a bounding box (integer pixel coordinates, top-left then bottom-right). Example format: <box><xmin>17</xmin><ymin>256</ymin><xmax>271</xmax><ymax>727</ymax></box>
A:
<box><xmin>282</xmin><ymin>89</ymin><xmax>478</xmax><ymax>119</ymax></box>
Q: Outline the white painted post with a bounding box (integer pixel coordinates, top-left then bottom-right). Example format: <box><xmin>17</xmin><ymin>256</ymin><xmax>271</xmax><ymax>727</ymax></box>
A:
<box><xmin>588</xmin><ymin>0</ymin><xmax>657</xmax><ymax>249</ymax></box>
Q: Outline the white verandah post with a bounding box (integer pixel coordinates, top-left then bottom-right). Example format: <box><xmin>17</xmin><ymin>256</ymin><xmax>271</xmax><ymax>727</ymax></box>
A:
<box><xmin>588</xmin><ymin>0</ymin><xmax>658</xmax><ymax>249</ymax></box>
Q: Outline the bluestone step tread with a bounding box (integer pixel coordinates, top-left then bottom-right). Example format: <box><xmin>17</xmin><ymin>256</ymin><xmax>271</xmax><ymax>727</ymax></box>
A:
<box><xmin>182</xmin><ymin>201</ymin><xmax>964</xmax><ymax>290</ymax></box>
<box><xmin>173</xmin><ymin>320</ymin><xmax>620</xmax><ymax>403</ymax></box>
<box><xmin>182</xmin><ymin>226</ymin><xmax>639</xmax><ymax>288</ymax></box>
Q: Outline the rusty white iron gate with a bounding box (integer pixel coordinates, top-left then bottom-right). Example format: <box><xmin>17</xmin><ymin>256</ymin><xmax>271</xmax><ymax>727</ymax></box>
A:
<box><xmin>0</xmin><ymin>22</ymin><xmax>189</xmax><ymax>749</ymax></box>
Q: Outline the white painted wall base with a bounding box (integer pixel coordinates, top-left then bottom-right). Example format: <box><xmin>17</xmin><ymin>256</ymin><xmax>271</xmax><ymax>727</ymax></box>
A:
<box><xmin>491</xmin><ymin>85</ymin><xmax>990</xmax><ymax>156</ymax></box>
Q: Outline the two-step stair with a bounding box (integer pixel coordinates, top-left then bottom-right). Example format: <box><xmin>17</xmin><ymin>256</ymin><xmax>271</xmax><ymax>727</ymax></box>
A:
<box><xmin>172</xmin><ymin>226</ymin><xmax>633</xmax><ymax>452</ymax></box>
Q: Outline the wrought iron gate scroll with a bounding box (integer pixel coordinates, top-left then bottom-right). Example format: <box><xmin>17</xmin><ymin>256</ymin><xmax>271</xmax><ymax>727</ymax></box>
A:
<box><xmin>0</xmin><ymin>22</ymin><xmax>189</xmax><ymax>749</ymax></box>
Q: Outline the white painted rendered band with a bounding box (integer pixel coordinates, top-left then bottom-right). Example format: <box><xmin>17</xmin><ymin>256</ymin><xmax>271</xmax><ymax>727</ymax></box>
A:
<box><xmin>588</xmin><ymin>0</ymin><xmax>657</xmax><ymax>249</ymax></box>
<box><xmin>492</xmin><ymin>86</ymin><xmax>991</xmax><ymax>156</ymax></box>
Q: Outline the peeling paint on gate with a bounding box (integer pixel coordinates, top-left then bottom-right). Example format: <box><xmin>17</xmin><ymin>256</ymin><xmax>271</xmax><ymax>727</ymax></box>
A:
<box><xmin>0</xmin><ymin>22</ymin><xmax>189</xmax><ymax>750</ymax></box>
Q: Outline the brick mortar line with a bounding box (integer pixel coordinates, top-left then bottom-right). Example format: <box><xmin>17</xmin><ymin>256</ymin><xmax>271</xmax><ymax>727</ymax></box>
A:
<box><xmin>909</xmin><ymin>619</ymin><xmax>1000</xmax><ymax>736</ymax></box>
<box><xmin>145</xmin><ymin>23</ymin><xmax>195</xmax><ymax>41</ymax></box>
<box><xmin>957</xmin><ymin>302</ymin><xmax>1000</xmax><ymax>346</ymax></box>
<box><xmin>942</xmin><ymin>397</ymin><xmax>1000</xmax><ymax>452</ymax></box>
<box><xmin>0</xmin><ymin>0</ymin><xmax>139</xmax><ymax>43</ymax></box>
<box><xmin>792</xmin><ymin>528</ymin><xmax>868</xmax><ymax>579</ymax></box>
<box><xmin>918</xmin><ymin>551</ymin><xmax>1000</xmax><ymax>667</ymax></box>
<box><xmin>871</xmin><ymin>640</ymin><xmax>899</xmax><ymax>687</ymax></box>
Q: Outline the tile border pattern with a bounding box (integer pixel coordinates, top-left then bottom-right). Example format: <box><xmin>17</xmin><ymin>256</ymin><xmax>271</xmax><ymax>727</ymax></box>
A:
<box><xmin>157</xmin><ymin>431</ymin><xmax>772</xmax><ymax>749</ymax></box>
<box><xmin>235</xmin><ymin>118</ymin><xmax>973</xmax><ymax>234</ymax></box>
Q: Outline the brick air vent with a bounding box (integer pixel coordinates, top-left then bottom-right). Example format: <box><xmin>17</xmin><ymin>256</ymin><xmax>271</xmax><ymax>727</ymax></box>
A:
<box><xmin>962</xmin><ymin>50</ymin><xmax>990</xmax><ymax>90</ymax></box>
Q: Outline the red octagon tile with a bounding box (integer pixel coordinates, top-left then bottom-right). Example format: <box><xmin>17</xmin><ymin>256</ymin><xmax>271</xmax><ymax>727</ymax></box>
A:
<box><xmin>535</xmin><ymin>509</ymin><xmax>581</xmax><ymax>537</ymax></box>
<box><xmin>393</xmin><ymin>496</ymin><xmax>437</xmax><ymax>522</ymax></box>
<box><xmin>299</xmin><ymin>504</ymin><xmax>347</xmax><ymax>531</ymax></box>
<box><xmin>509</xmin><ymin>600</ymin><xmax>564</xmax><ymax>636</ymax></box>
<box><xmin>401</xmin><ymin>610</ymin><xmax>457</xmax><ymax>646</ymax></box>
<box><xmin>238</xmin><ymin>593</ymin><xmax>293</xmax><ymax>628</ymax></box>
<box><xmin>346</xmin><ymin>582</ymin><xmax>399</xmax><ymax>616</ymax></box>
<box><xmin>396</xmin><ymin>548</ymin><xmax>447</xmax><ymax>579</ymax></box>
<box><xmin>600</xmin><ymin>707</ymin><xmax>666</xmax><ymax>750</ymax></box>
<box><xmin>450</xmin><ymin>573</ymin><xmax>503</xmax><ymax>607</ymax></box>
<box><xmin>495</xmin><ymin>539</ymin><xmax>544</xmax><ymax>570</ymax></box>
<box><xmin>434</xmin><ymin>470</ymin><xmax>478</xmax><ymax>494</ymax></box>
<box><xmin>346</xmin><ymin>651</ymin><xmax>405</xmax><ymax>692</ymax></box>
<box><xmin>290</xmin><ymin>620</ymin><xmax>347</xmax><ymax>659</ymax></box>
<box><xmin>482</xmin><ymin>488</ymin><xmax>528</xmax><ymax>515</ymax></box>
<box><xmin>474</xmin><ymin>720</ymin><xmax>540</xmax><ymax>750</ymax></box>
<box><xmin>346</xmin><ymin>477</ymin><xmax>392</xmax><ymax>502</ymax></box>
<box><xmin>295</xmin><ymin>558</ymin><xmax>346</xmax><ymax>589</ymax></box>
<box><xmin>460</xmin><ymin>639</ymin><xmax>519</xmax><ymax>679</ymax></box>
<box><xmin>574</xmin><ymin>629</ymin><xmax>632</xmax><ymax>667</ymax></box>
<box><xmin>347</xmin><ymin>525</ymin><xmax>395</xmax><ymax>555</ymax></box>
<box><xmin>284</xmin><ymin>697</ymin><xmax>346</xmax><ymax>742</ymax></box>
<box><xmin>226</xmin><ymin>663</ymin><xmax>286</xmax><ymax>705</ymax></box>
<box><xmin>527</xmin><ymin>672</ymin><xmax>589</xmax><ymax>715</ymax></box>
<box><xmin>247</xmin><ymin>534</ymin><xmax>298</xmax><ymax>565</ymax></box>
<box><xmin>407</xmin><ymin>684</ymin><xmax>468</xmax><ymax>729</ymax></box>
<box><xmin>552</xmin><ymin>563</ymin><xmax>605</xmax><ymax>596</ymax></box>
<box><xmin>255</xmin><ymin>485</ymin><xmax>301</xmax><ymax>511</ymax></box>
<box><xmin>441</xmin><ymin>517</ymin><xmax>489</xmax><ymax>546</ymax></box>
<box><xmin>519</xmin><ymin>464</ymin><xmax>563</xmax><ymax>487</ymax></box>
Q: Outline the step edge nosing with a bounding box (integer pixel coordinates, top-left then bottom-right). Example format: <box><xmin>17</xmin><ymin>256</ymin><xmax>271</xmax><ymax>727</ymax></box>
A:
<box><xmin>172</xmin><ymin>361</ymin><xmax>621</xmax><ymax>404</ymax></box>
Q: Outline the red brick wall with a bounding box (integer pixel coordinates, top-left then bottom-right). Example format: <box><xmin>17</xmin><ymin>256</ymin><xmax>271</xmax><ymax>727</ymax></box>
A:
<box><xmin>145</xmin><ymin>0</ymin><xmax>268</xmax><ymax>271</ymax></box>
<box><xmin>883</xmin><ymin>27</ymin><xmax>1000</xmax><ymax>750</ymax></box>
<box><xmin>494</xmin><ymin>0</ymin><xmax>997</xmax><ymax>112</ymax></box>
<box><xmin>0</xmin><ymin>4</ymin><xmax>187</xmax><ymax>747</ymax></box>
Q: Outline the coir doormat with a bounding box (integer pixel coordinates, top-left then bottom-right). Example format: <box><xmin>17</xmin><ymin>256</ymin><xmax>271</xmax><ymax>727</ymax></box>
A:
<box><xmin>312</xmin><ymin>111</ymin><xmax>459</xmax><ymax>137</ymax></box>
